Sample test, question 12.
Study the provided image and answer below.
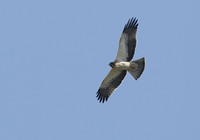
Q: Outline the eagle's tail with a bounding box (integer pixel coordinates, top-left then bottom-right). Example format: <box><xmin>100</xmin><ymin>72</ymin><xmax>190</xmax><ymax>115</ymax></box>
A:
<box><xmin>128</xmin><ymin>57</ymin><xmax>145</xmax><ymax>80</ymax></box>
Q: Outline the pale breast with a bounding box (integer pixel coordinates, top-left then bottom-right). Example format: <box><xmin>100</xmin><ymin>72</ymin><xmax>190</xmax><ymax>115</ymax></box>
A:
<box><xmin>114</xmin><ymin>62</ymin><xmax>130</xmax><ymax>70</ymax></box>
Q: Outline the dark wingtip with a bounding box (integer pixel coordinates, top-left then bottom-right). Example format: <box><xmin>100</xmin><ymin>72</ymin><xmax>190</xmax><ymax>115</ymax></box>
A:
<box><xmin>123</xmin><ymin>17</ymin><xmax>138</xmax><ymax>31</ymax></box>
<box><xmin>96</xmin><ymin>91</ymin><xmax>108</xmax><ymax>103</ymax></box>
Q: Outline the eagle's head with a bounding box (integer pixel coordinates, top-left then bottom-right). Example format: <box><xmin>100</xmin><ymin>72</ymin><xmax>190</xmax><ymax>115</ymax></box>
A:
<box><xmin>109</xmin><ymin>62</ymin><xmax>115</xmax><ymax>68</ymax></box>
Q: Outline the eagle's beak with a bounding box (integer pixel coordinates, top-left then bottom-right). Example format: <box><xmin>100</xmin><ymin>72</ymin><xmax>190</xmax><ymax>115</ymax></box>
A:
<box><xmin>109</xmin><ymin>62</ymin><xmax>115</xmax><ymax>68</ymax></box>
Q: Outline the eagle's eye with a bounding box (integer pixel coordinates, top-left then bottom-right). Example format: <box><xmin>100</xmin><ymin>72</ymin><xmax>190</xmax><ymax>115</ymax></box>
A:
<box><xmin>124</xmin><ymin>34</ymin><xmax>128</xmax><ymax>37</ymax></box>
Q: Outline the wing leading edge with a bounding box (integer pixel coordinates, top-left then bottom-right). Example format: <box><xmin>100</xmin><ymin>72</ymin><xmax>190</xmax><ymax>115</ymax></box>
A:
<box><xmin>115</xmin><ymin>17</ymin><xmax>138</xmax><ymax>62</ymax></box>
<box><xmin>96</xmin><ymin>70</ymin><xmax>127</xmax><ymax>103</ymax></box>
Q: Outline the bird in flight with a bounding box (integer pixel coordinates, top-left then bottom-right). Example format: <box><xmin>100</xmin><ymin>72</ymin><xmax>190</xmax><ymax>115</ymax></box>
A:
<box><xmin>96</xmin><ymin>17</ymin><xmax>145</xmax><ymax>103</ymax></box>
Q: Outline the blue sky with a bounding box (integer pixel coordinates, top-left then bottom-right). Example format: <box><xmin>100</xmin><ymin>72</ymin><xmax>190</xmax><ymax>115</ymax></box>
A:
<box><xmin>0</xmin><ymin>0</ymin><xmax>200</xmax><ymax>139</ymax></box>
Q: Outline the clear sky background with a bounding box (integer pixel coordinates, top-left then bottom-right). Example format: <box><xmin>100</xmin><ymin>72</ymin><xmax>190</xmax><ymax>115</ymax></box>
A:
<box><xmin>0</xmin><ymin>0</ymin><xmax>200</xmax><ymax>140</ymax></box>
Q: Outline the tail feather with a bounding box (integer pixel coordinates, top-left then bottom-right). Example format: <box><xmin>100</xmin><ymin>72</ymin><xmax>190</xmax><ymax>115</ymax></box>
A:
<box><xmin>128</xmin><ymin>57</ymin><xmax>145</xmax><ymax>80</ymax></box>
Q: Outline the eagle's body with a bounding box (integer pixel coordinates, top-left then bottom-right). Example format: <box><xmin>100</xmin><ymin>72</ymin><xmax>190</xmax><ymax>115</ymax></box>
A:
<box><xmin>96</xmin><ymin>17</ymin><xmax>145</xmax><ymax>103</ymax></box>
<box><xmin>109</xmin><ymin>62</ymin><xmax>131</xmax><ymax>70</ymax></box>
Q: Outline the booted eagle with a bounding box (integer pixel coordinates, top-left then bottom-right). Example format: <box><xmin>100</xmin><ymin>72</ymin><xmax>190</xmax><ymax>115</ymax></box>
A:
<box><xmin>96</xmin><ymin>17</ymin><xmax>145</xmax><ymax>103</ymax></box>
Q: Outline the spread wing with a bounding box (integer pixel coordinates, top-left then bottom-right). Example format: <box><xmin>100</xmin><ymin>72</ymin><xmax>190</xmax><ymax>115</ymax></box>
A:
<box><xmin>96</xmin><ymin>69</ymin><xmax>127</xmax><ymax>103</ymax></box>
<box><xmin>115</xmin><ymin>17</ymin><xmax>138</xmax><ymax>62</ymax></box>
